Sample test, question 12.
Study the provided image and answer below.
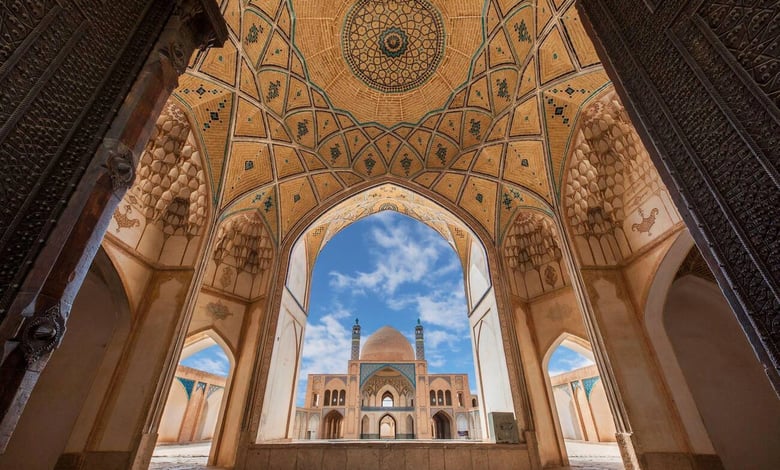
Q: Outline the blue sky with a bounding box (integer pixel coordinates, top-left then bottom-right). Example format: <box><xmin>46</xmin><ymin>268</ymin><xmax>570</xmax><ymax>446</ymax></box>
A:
<box><xmin>181</xmin><ymin>344</ymin><xmax>230</xmax><ymax>377</ymax></box>
<box><xmin>547</xmin><ymin>346</ymin><xmax>593</xmax><ymax>376</ymax></box>
<box><xmin>180</xmin><ymin>210</ymin><xmax>594</xmax><ymax>402</ymax></box>
<box><xmin>297</xmin><ymin>211</ymin><xmax>474</xmax><ymax>405</ymax></box>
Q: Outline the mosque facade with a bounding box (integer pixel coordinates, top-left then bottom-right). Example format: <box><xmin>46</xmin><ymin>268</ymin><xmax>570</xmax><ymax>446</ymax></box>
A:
<box><xmin>293</xmin><ymin>322</ymin><xmax>481</xmax><ymax>440</ymax></box>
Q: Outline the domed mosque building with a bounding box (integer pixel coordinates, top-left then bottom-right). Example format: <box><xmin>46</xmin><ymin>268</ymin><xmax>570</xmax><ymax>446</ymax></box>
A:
<box><xmin>294</xmin><ymin>321</ymin><xmax>480</xmax><ymax>440</ymax></box>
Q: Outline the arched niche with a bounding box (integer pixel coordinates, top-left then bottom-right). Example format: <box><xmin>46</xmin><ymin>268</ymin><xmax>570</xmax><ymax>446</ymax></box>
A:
<box><xmin>106</xmin><ymin>100</ymin><xmax>213</xmax><ymax>268</ymax></box>
<box><xmin>201</xmin><ymin>210</ymin><xmax>276</xmax><ymax>300</ymax></box>
<box><xmin>0</xmin><ymin>248</ymin><xmax>132</xmax><ymax>470</ymax></box>
<box><xmin>501</xmin><ymin>209</ymin><xmax>569</xmax><ymax>300</ymax></box>
<box><xmin>644</xmin><ymin>232</ymin><xmax>780</xmax><ymax>469</ymax></box>
<box><xmin>562</xmin><ymin>87</ymin><xmax>681</xmax><ymax>268</ymax></box>
<box><xmin>256</xmin><ymin>183</ymin><xmax>515</xmax><ymax>443</ymax></box>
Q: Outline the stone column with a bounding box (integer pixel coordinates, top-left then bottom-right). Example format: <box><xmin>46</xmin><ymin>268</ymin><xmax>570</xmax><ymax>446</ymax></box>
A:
<box><xmin>0</xmin><ymin>0</ymin><xmax>227</xmax><ymax>454</ymax></box>
<box><xmin>179</xmin><ymin>382</ymin><xmax>208</xmax><ymax>442</ymax></box>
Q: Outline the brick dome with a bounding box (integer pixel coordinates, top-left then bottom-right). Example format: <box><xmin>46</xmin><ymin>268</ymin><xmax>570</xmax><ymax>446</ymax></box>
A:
<box><xmin>360</xmin><ymin>326</ymin><xmax>415</xmax><ymax>361</ymax></box>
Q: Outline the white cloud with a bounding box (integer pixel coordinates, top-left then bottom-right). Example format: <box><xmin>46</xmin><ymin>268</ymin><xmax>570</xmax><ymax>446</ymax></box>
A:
<box><xmin>425</xmin><ymin>329</ymin><xmax>462</xmax><ymax>349</ymax></box>
<box><xmin>415</xmin><ymin>290</ymin><xmax>468</xmax><ymax>332</ymax></box>
<box><xmin>185</xmin><ymin>353</ymin><xmax>229</xmax><ymax>377</ymax></box>
<box><xmin>328</xmin><ymin>219</ymin><xmax>456</xmax><ymax>296</ymax></box>
<box><xmin>297</xmin><ymin>306</ymin><xmax>355</xmax><ymax>403</ymax></box>
<box><xmin>548</xmin><ymin>352</ymin><xmax>594</xmax><ymax>377</ymax></box>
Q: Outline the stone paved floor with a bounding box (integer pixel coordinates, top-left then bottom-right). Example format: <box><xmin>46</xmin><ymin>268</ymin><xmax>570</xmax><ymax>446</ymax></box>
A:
<box><xmin>148</xmin><ymin>440</ymin><xmax>623</xmax><ymax>469</ymax></box>
<box><xmin>149</xmin><ymin>442</ymin><xmax>222</xmax><ymax>470</ymax></box>
<box><xmin>551</xmin><ymin>440</ymin><xmax>624</xmax><ymax>470</ymax></box>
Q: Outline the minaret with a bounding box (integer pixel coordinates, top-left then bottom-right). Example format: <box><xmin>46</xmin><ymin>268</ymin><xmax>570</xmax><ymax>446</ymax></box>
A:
<box><xmin>415</xmin><ymin>319</ymin><xmax>425</xmax><ymax>360</ymax></box>
<box><xmin>351</xmin><ymin>318</ymin><xmax>361</xmax><ymax>360</ymax></box>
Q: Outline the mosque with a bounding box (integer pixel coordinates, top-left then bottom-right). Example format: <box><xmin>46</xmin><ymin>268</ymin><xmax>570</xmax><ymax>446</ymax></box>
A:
<box><xmin>0</xmin><ymin>0</ymin><xmax>778</xmax><ymax>469</ymax></box>
<box><xmin>293</xmin><ymin>322</ymin><xmax>482</xmax><ymax>440</ymax></box>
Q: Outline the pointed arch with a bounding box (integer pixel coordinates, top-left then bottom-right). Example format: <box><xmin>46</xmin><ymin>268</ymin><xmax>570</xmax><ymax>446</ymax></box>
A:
<box><xmin>322</xmin><ymin>410</ymin><xmax>344</xmax><ymax>439</ymax></box>
<box><xmin>643</xmin><ymin>230</ymin><xmax>780</xmax><ymax>467</ymax></box>
<box><xmin>379</xmin><ymin>414</ymin><xmax>396</xmax><ymax>439</ymax></box>
<box><xmin>256</xmin><ymin>183</ymin><xmax>518</xmax><ymax>442</ymax></box>
<box><xmin>432</xmin><ymin>411</ymin><xmax>452</xmax><ymax>439</ymax></box>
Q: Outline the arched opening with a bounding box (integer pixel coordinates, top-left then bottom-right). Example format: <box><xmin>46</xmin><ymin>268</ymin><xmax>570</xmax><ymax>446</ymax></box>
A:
<box><xmin>259</xmin><ymin>184</ymin><xmax>514</xmax><ymax>444</ymax></box>
<box><xmin>644</xmin><ymin>235</ymin><xmax>780</xmax><ymax>469</ymax></box>
<box><xmin>543</xmin><ymin>334</ymin><xmax>619</xmax><ymax>465</ymax></box>
<box><xmin>405</xmin><ymin>415</ymin><xmax>415</xmax><ymax>439</ymax></box>
<box><xmin>153</xmin><ymin>331</ymin><xmax>233</xmax><ymax>466</ymax></box>
<box><xmin>0</xmin><ymin>249</ymin><xmax>131</xmax><ymax>470</ymax></box>
<box><xmin>379</xmin><ymin>414</ymin><xmax>396</xmax><ymax>439</ymax></box>
<box><xmin>432</xmin><ymin>411</ymin><xmax>452</xmax><ymax>439</ymax></box>
<box><xmin>382</xmin><ymin>392</ymin><xmax>394</xmax><ymax>408</ymax></box>
<box><xmin>323</xmin><ymin>410</ymin><xmax>343</xmax><ymax>439</ymax></box>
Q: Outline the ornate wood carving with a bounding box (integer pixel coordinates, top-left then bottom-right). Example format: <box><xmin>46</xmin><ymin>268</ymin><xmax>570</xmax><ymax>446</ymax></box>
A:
<box><xmin>0</xmin><ymin>0</ymin><xmax>176</xmax><ymax>318</ymax></box>
<box><xmin>577</xmin><ymin>0</ymin><xmax>780</xmax><ymax>390</ymax></box>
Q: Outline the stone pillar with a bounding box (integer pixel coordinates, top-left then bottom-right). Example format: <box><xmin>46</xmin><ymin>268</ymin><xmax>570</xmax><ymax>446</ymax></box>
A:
<box><xmin>0</xmin><ymin>0</ymin><xmax>226</xmax><ymax>455</ymax></box>
<box><xmin>581</xmin><ymin>268</ymin><xmax>690</xmax><ymax>469</ymax></box>
<box><xmin>179</xmin><ymin>382</ymin><xmax>208</xmax><ymax>442</ymax></box>
<box><xmin>577</xmin><ymin>0</ymin><xmax>780</xmax><ymax>392</ymax></box>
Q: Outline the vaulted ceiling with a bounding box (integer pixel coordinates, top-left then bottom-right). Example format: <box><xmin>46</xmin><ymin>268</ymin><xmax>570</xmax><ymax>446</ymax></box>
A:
<box><xmin>173</xmin><ymin>0</ymin><xmax>611</xmax><ymax>244</ymax></box>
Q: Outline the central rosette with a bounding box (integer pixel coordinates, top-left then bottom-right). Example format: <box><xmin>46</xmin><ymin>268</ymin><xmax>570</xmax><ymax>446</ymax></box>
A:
<box><xmin>379</xmin><ymin>27</ymin><xmax>408</xmax><ymax>57</ymax></box>
<box><xmin>342</xmin><ymin>0</ymin><xmax>445</xmax><ymax>93</ymax></box>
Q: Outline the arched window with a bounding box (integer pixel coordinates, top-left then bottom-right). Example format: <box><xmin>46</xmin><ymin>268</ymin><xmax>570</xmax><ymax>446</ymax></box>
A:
<box><xmin>430</xmin><ymin>391</ymin><xmax>436</xmax><ymax>405</ymax></box>
<box><xmin>437</xmin><ymin>390</ymin><xmax>444</xmax><ymax>406</ymax></box>
<box><xmin>445</xmin><ymin>390</ymin><xmax>452</xmax><ymax>406</ymax></box>
<box><xmin>382</xmin><ymin>391</ymin><xmax>394</xmax><ymax>407</ymax></box>
<box><xmin>312</xmin><ymin>393</ymin><xmax>319</xmax><ymax>407</ymax></box>
<box><xmin>331</xmin><ymin>390</ymin><xmax>338</xmax><ymax>405</ymax></box>
<box><xmin>338</xmin><ymin>389</ymin><xmax>345</xmax><ymax>405</ymax></box>
<box><xmin>457</xmin><ymin>392</ymin><xmax>463</xmax><ymax>407</ymax></box>
<box><xmin>471</xmin><ymin>398</ymin><xmax>477</xmax><ymax>407</ymax></box>
<box><xmin>324</xmin><ymin>390</ymin><xmax>331</xmax><ymax>406</ymax></box>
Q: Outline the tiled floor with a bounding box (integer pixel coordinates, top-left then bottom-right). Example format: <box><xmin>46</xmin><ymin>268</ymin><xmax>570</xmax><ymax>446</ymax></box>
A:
<box><xmin>149</xmin><ymin>440</ymin><xmax>623</xmax><ymax>469</ymax></box>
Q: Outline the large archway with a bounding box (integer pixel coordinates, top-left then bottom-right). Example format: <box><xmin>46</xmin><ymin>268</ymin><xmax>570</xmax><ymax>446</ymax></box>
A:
<box><xmin>644</xmin><ymin>233</ymin><xmax>780</xmax><ymax>469</ymax></box>
<box><xmin>254</xmin><ymin>184</ymin><xmax>519</xmax><ymax>446</ymax></box>
<box><xmin>542</xmin><ymin>333</ymin><xmax>619</xmax><ymax>467</ymax></box>
<box><xmin>432</xmin><ymin>411</ymin><xmax>452</xmax><ymax>439</ymax></box>
<box><xmin>322</xmin><ymin>410</ymin><xmax>344</xmax><ymax>439</ymax></box>
<box><xmin>152</xmin><ymin>331</ymin><xmax>234</xmax><ymax>466</ymax></box>
<box><xmin>379</xmin><ymin>414</ymin><xmax>396</xmax><ymax>439</ymax></box>
<box><xmin>0</xmin><ymin>249</ymin><xmax>131</xmax><ymax>470</ymax></box>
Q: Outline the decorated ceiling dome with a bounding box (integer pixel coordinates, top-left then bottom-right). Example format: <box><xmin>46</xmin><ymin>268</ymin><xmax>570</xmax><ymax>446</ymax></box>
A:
<box><xmin>360</xmin><ymin>326</ymin><xmax>415</xmax><ymax>361</ymax></box>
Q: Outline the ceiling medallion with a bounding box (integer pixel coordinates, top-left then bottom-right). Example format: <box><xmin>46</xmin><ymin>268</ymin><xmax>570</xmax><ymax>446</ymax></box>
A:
<box><xmin>342</xmin><ymin>0</ymin><xmax>445</xmax><ymax>94</ymax></box>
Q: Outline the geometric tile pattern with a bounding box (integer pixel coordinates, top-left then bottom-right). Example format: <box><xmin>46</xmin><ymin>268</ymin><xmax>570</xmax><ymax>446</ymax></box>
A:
<box><xmin>169</xmin><ymin>0</ymin><xmax>615</xmax><ymax>246</ymax></box>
